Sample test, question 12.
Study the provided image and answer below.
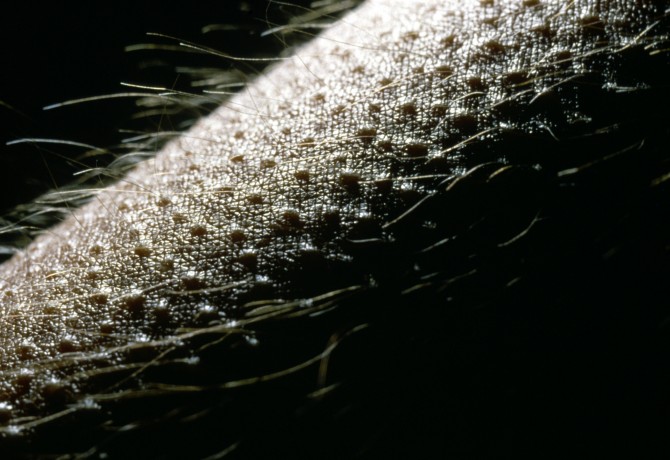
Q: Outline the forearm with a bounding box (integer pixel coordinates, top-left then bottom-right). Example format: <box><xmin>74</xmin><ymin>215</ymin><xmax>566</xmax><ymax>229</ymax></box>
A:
<box><xmin>1</xmin><ymin>0</ymin><xmax>668</xmax><ymax>457</ymax></box>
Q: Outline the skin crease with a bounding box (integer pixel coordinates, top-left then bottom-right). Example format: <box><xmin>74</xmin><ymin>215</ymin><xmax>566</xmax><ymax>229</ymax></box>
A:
<box><xmin>0</xmin><ymin>0</ymin><xmax>669</xmax><ymax>458</ymax></box>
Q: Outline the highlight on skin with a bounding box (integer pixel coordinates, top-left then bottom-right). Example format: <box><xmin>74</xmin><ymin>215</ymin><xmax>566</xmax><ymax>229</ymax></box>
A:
<box><xmin>0</xmin><ymin>0</ymin><xmax>669</xmax><ymax>458</ymax></box>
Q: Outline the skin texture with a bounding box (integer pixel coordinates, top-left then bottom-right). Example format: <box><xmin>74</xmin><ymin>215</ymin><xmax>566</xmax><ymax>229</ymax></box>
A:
<box><xmin>0</xmin><ymin>0</ymin><xmax>669</xmax><ymax>458</ymax></box>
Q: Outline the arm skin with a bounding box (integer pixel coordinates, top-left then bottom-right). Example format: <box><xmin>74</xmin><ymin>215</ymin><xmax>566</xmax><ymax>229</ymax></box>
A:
<box><xmin>1</xmin><ymin>0</ymin><xmax>669</xmax><ymax>458</ymax></box>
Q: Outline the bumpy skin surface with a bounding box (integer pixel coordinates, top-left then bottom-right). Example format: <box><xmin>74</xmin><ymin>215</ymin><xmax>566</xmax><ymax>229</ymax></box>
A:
<box><xmin>1</xmin><ymin>0</ymin><xmax>670</xmax><ymax>458</ymax></box>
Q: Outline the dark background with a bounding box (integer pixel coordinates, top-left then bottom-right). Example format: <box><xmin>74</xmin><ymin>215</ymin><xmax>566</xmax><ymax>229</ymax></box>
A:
<box><xmin>0</xmin><ymin>0</ymin><xmax>321</xmax><ymax>215</ymax></box>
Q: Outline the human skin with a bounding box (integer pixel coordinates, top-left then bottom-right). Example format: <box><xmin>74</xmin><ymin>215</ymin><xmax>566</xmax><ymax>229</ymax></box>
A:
<box><xmin>0</xmin><ymin>0</ymin><xmax>669</xmax><ymax>458</ymax></box>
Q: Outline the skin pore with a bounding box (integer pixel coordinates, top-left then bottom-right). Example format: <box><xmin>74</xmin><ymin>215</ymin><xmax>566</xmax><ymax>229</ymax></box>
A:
<box><xmin>1</xmin><ymin>0</ymin><xmax>669</xmax><ymax>458</ymax></box>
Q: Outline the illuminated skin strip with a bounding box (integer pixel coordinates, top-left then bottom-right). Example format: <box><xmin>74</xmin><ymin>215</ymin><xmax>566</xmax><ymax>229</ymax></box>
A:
<box><xmin>0</xmin><ymin>0</ymin><xmax>479</xmax><ymax>369</ymax></box>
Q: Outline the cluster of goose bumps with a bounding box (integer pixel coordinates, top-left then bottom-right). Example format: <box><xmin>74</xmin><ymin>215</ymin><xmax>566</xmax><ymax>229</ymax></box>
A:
<box><xmin>1</xmin><ymin>0</ymin><xmax>669</xmax><ymax>458</ymax></box>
